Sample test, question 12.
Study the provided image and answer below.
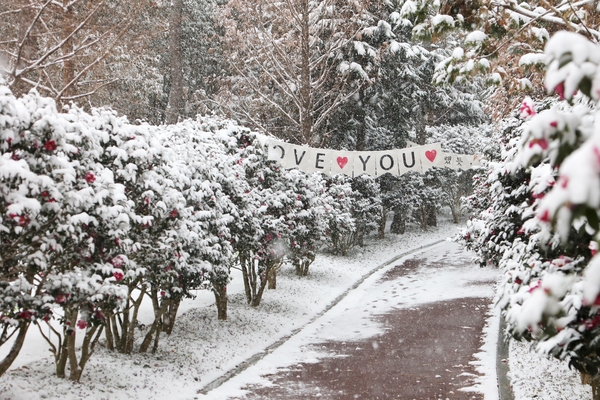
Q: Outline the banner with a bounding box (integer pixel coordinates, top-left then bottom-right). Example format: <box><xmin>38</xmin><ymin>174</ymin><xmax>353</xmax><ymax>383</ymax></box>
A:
<box><xmin>266</xmin><ymin>139</ymin><xmax>480</xmax><ymax>177</ymax></box>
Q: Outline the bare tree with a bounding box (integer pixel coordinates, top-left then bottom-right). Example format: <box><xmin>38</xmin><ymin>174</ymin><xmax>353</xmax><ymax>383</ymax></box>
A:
<box><xmin>165</xmin><ymin>0</ymin><xmax>185</xmax><ymax>124</ymax></box>
<box><xmin>218</xmin><ymin>0</ymin><xmax>377</xmax><ymax>146</ymax></box>
<box><xmin>0</xmin><ymin>0</ymin><xmax>154</xmax><ymax>107</ymax></box>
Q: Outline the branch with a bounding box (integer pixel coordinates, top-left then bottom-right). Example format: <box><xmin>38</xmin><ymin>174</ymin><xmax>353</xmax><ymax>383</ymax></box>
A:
<box><xmin>12</xmin><ymin>0</ymin><xmax>53</xmax><ymax>80</ymax></box>
<box><xmin>56</xmin><ymin>4</ymin><xmax>142</xmax><ymax>101</ymax></box>
<box><xmin>14</xmin><ymin>1</ymin><xmax>106</xmax><ymax>81</ymax></box>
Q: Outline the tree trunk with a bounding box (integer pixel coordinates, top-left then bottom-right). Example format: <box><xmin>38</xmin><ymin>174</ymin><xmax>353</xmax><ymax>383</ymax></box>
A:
<box><xmin>355</xmin><ymin>87</ymin><xmax>366</xmax><ymax>152</ymax></box>
<box><xmin>299</xmin><ymin>0</ymin><xmax>314</xmax><ymax>145</ymax></box>
<box><xmin>165</xmin><ymin>0</ymin><xmax>185</xmax><ymax>124</ymax></box>
<box><xmin>0</xmin><ymin>321</ymin><xmax>29</xmax><ymax>377</ymax></box>
<box><xmin>267</xmin><ymin>266</ymin><xmax>277</xmax><ymax>289</ymax></box>
<box><xmin>378</xmin><ymin>209</ymin><xmax>387</xmax><ymax>239</ymax></box>
<box><xmin>390</xmin><ymin>209</ymin><xmax>405</xmax><ymax>234</ymax></box>
<box><xmin>214</xmin><ymin>285</ymin><xmax>228</xmax><ymax>320</ymax></box>
<box><xmin>427</xmin><ymin>205</ymin><xmax>437</xmax><ymax>227</ymax></box>
<box><xmin>139</xmin><ymin>294</ymin><xmax>169</xmax><ymax>353</ymax></box>
<box><xmin>60</xmin><ymin>2</ymin><xmax>75</xmax><ymax>105</ymax></box>
<box><xmin>162</xmin><ymin>299</ymin><xmax>181</xmax><ymax>334</ymax></box>
<box><xmin>581</xmin><ymin>372</ymin><xmax>600</xmax><ymax>400</ymax></box>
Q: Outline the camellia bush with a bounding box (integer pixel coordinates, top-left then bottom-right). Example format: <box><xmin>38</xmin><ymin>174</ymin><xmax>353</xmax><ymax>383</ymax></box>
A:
<box><xmin>463</xmin><ymin>31</ymin><xmax>600</xmax><ymax>397</ymax></box>
<box><xmin>0</xmin><ymin>81</ymin><xmax>381</xmax><ymax>382</ymax></box>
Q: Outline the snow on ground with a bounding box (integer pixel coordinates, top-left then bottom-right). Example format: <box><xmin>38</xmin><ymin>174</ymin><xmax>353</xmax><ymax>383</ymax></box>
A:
<box><xmin>0</xmin><ymin>214</ymin><xmax>594</xmax><ymax>399</ymax></box>
<box><xmin>200</xmin><ymin>240</ymin><xmax>500</xmax><ymax>400</ymax></box>
<box><xmin>509</xmin><ymin>340</ymin><xmax>593</xmax><ymax>399</ymax></box>
<box><xmin>0</xmin><ymin>218</ymin><xmax>456</xmax><ymax>400</ymax></box>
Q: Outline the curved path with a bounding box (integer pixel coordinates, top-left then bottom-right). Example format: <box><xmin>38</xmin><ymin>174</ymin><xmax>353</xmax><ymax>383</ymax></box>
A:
<box><xmin>202</xmin><ymin>242</ymin><xmax>500</xmax><ymax>399</ymax></box>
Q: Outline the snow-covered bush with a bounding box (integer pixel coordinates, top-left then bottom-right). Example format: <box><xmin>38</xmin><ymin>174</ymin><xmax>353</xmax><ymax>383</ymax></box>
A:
<box><xmin>324</xmin><ymin>175</ymin><xmax>355</xmax><ymax>255</ymax></box>
<box><xmin>474</xmin><ymin>31</ymin><xmax>600</xmax><ymax>396</ymax></box>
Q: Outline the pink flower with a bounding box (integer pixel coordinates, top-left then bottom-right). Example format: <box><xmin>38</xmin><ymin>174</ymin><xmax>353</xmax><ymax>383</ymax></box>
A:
<box><xmin>554</xmin><ymin>82</ymin><xmax>565</xmax><ymax>100</ymax></box>
<box><xmin>111</xmin><ymin>256</ymin><xmax>124</xmax><ymax>268</ymax></box>
<box><xmin>590</xmin><ymin>242</ymin><xmax>599</xmax><ymax>257</ymax></box>
<box><xmin>170</xmin><ymin>209</ymin><xmax>178</xmax><ymax>218</ymax></box>
<box><xmin>95</xmin><ymin>310</ymin><xmax>105</xmax><ymax>321</ymax></box>
<box><xmin>56</xmin><ymin>293</ymin><xmax>67</xmax><ymax>304</ymax></box>
<box><xmin>44</xmin><ymin>140</ymin><xmax>57</xmax><ymax>151</ymax></box>
<box><xmin>113</xmin><ymin>271</ymin><xmax>124</xmax><ymax>281</ymax></box>
<box><xmin>528</xmin><ymin>280</ymin><xmax>542</xmax><ymax>293</ymax></box>
<box><xmin>538</xmin><ymin>209</ymin><xmax>551</xmax><ymax>223</ymax></box>
<box><xmin>528</xmin><ymin>138</ymin><xmax>548</xmax><ymax>150</ymax></box>
<box><xmin>18</xmin><ymin>215</ymin><xmax>30</xmax><ymax>226</ymax></box>
<box><xmin>550</xmin><ymin>121</ymin><xmax>558</xmax><ymax>128</ymax></box>
<box><xmin>519</xmin><ymin>98</ymin><xmax>536</xmax><ymax>119</ymax></box>
<box><xmin>84</xmin><ymin>171</ymin><xmax>96</xmax><ymax>183</ymax></box>
<box><xmin>160</xmin><ymin>290</ymin><xmax>166</xmax><ymax>297</ymax></box>
<box><xmin>77</xmin><ymin>319</ymin><xmax>88</xmax><ymax>329</ymax></box>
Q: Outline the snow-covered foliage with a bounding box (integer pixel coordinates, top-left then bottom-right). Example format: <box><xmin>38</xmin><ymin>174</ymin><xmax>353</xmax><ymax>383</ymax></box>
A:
<box><xmin>462</xmin><ymin>31</ymin><xmax>600</xmax><ymax>385</ymax></box>
<box><xmin>1</xmin><ymin>83</ymin><xmax>363</xmax><ymax>379</ymax></box>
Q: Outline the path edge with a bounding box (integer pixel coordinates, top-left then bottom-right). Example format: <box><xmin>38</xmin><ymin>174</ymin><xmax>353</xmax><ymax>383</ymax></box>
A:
<box><xmin>497</xmin><ymin>315</ymin><xmax>515</xmax><ymax>400</ymax></box>
<box><xmin>197</xmin><ymin>238</ymin><xmax>447</xmax><ymax>395</ymax></box>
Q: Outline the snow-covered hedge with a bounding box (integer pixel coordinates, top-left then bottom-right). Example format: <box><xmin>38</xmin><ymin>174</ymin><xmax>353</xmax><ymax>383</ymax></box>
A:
<box><xmin>1</xmin><ymin>84</ymin><xmax>380</xmax><ymax>380</ymax></box>
<box><xmin>462</xmin><ymin>31</ymin><xmax>600</xmax><ymax>388</ymax></box>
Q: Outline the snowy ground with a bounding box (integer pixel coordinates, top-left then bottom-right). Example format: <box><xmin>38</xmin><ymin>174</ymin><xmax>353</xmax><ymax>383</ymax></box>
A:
<box><xmin>0</xmin><ymin>215</ymin><xmax>594</xmax><ymax>399</ymax></box>
<box><xmin>509</xmin><ymin>340</ymin><xmax>592</xmax><ymax>399</ymax></box>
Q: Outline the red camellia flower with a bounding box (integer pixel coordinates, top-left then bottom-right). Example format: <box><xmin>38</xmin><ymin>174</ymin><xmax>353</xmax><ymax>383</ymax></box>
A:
<box><xmin>538</xmin><ymin>209</ymin><xmax>551</xmax><ymax>223</ymax></box>
<box><xmin>56</xmin><ymin>293</ymin><xmax>67</xmax><ymax>303</ymax></box>
<box><xmin>18</xmin><ymin>215</ymin><xmax>30</xmax><ymax>226</ymax></box>
<box><xmin>554</xmin><ymin>82</ymin><xmax>565</xmax><ymax>100</ymax></box>
<box><xmin>84</xmin><ymin>171</ymin><xmax>96</xmax><ymax>183</ymax></box>
<box><xmin>44</xmin><ymin>140</ymin><xmax>57</xmax><ymax>151</ymax></box>
<box><xmin>519</xmin><ymin>98</ymin><xmax>536</xmax><ymax>119</ymax></box>
<box><xmin>169</xmin><ymin>209</ymin><xmax>178</xmax><ymax>218</ymax></box>
<box><xmin>19</xmin><ymin>310</ymin><xmax>32</xmax><ymax>320</ymax></box>
<box><xmin>528</xmin><ymin>138</ymin><xmax>549</xmax><ymax>150</ymax></box>
<box><xmin>77</xmin><ymin>319</ymin><xmax>88</xmax><ymax>330</ymax></box>
<box><xmin>95</xmin><ymin>310</ymin><xmax>105</xmax><ymax>321</ymax></box>
<box><xmin>113</xmin><ymin>271</ymin><xmax>124</xmax><ymax>281</ymax></box>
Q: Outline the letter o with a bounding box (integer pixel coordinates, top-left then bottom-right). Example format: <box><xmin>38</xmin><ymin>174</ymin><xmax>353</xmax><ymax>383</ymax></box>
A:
<box><xmin>379</xmin><ymin>154</ymin><xmax>394</xmax><ymax>171</ymax></box>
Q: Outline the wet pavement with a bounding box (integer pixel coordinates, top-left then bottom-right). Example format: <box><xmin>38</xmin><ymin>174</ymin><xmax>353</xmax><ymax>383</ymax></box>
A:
<box><xmin>207</xmin><ymin>242</ymin><xmax>498</xmax><ymax>400</ymax></box>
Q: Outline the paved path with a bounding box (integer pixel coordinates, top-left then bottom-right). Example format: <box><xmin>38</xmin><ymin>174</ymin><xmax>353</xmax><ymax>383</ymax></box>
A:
<box><xmin>204</xmin><ymin>242</ymin><xmax>499</xmax><ymax>400</ymax></box>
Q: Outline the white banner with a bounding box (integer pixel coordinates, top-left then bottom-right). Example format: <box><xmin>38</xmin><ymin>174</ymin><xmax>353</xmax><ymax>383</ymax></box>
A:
<box><xmin>266</xmin><ymin>139</ymin><xmax>480</xmax><ymax>177</ymax></box>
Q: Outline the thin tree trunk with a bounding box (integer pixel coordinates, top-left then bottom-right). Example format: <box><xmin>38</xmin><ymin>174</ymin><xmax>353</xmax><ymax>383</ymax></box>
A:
<box><xmin>165</xmin><ymin>0</ymin><xmax>185</xmax><ymax>124</ymax></box>
<box><xmin>378</xmin><ymin>209</ymin><xmax>387</xmax><ymax>239</ymax></box>
<box><xmin>162</xmin><ymin>299</ymin><xmax>181</xmax><ymax>334</ymax></box>
<box><xmin>60</xmin><ymin>2</ymin><xmax>75</xmax><ymax>105</ymax></box>
<box><xmin>139</xmin><ymin>295</ymin><xmax>169</xmax><ymax>353</ymax></box>
<box><xmin>581</xmin><ymin>372</ymin><xmax>600</xmax><ymax>400</ymax></box>
<box><xmin>0</xmin><ymin>321</ymin><xmax>29</xmax><ymax>377</ymax></box>
<box><xmin>213</xmin><ymin>285</ymin><xmax>228</xmax><ymax>321</ymax></box>
<box><xmin>390</xmin><ymin>209</ymin><xmax>406</xmax><ymax>234</ymax></box>
<box><xmin>299</xmin><ymin>0</ymin><xmax>314</xmax><ymax>145</ymax></box>
<box><xmin>267</xmin><ymin>266</ymin><xmax>277</xmax><ymax>289</ymax></box>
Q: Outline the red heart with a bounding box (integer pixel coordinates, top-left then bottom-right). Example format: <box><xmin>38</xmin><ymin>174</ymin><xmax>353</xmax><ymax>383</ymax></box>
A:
<box><xmin>337</xmin><ymin>156</ymin><xmax>348</xmax><ymax>169</ymax></box>
<box><xmin>425</xmin><ymin>150</ymin><xmax>437</xmax><ymax>162</ymax></box>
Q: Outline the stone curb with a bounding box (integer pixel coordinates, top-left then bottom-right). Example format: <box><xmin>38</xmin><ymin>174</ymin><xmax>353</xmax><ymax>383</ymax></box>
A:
<box><xmin>197</xmin><ymin>238</ymin><xmax>447</xmax><ymax>395</ymax></box>
<box><xmin>497</xmin><ymin>315</ymin><xmax>515</xmax><ymax>400</ymax></box>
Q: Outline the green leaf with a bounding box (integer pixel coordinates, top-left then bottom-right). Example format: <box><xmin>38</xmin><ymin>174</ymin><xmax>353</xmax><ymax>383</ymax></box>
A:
<box><xmin>558</xmin><ymin>52</ymin><xmax>573</xmax><ymax>69</ymax></box>
<box><xmin>580</xmin><ymin>77</ymin><xmax>592</xmax><ymax>98</ymax></box>
<box><xmin>585</xmin><ymin>207</ymin><xmax>600</xmax><ymax>232</ymax></box>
